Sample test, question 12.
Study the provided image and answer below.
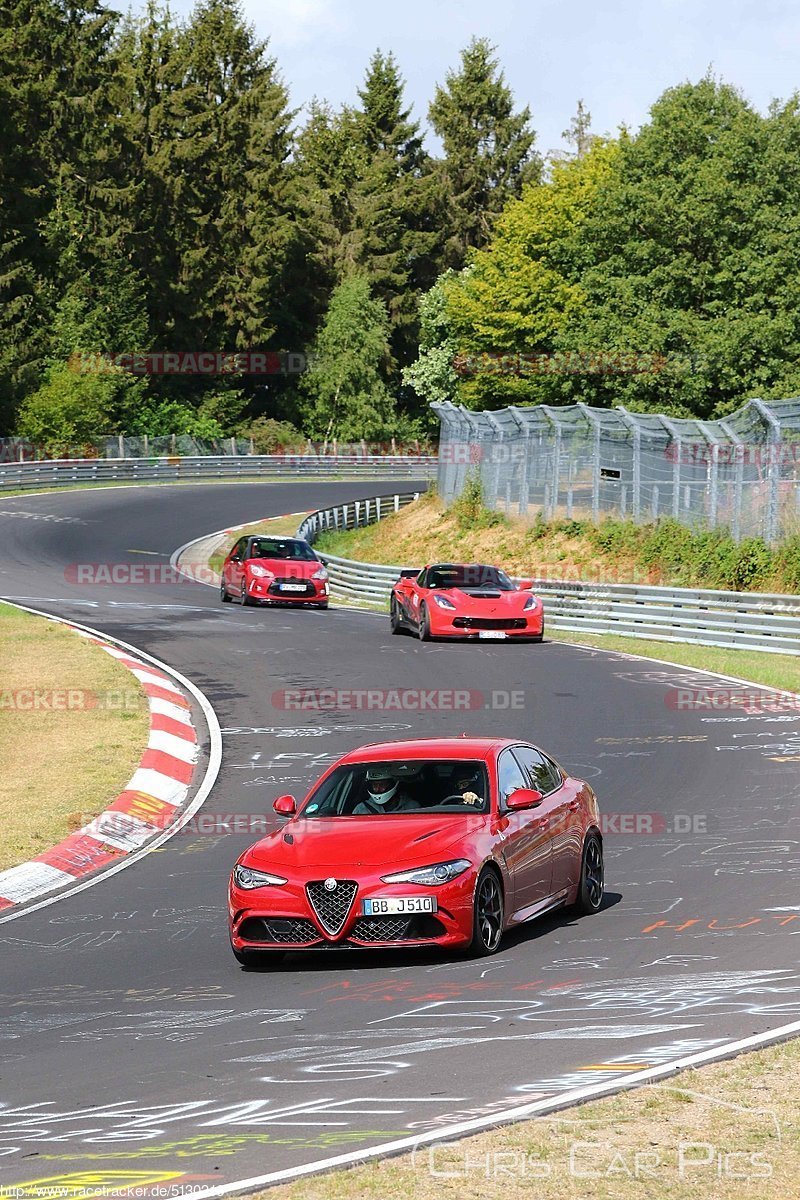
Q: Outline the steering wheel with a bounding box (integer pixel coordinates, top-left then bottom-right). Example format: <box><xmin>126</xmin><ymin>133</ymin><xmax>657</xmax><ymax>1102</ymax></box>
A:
<box><xmin>439</xmin><ymin>793</ymin><xmax>483</xmax><ymax>807</ymax></box>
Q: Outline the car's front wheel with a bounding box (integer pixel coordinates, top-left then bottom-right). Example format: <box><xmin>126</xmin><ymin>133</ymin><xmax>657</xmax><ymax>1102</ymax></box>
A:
<box><xmin>390</xmin><ymin>597</ymin><xmax>403</xmax><ymax>634</ymax></box>
<box><xmin>232</xmin><ymin>946</ymin><xmax>285</xmax><ymax>968</ymax></box>
<box><xmin>571</xmin><ymin>833</ymin><xmax>604</xmax><ymax>915</ymax></box>
<box><xmin>239</xmin><ymin>583</ymin><xmax>254</xmax><ymax>606</ymax></box>
<box><xmin>468</xmin><ymin>868</ymin><xmax>504</xmax><ymax>956</ymax></box>
<box><xmin>417</xmin><ymin>601</ymin><xmax>431</xmax><ymax>641</ymax></box>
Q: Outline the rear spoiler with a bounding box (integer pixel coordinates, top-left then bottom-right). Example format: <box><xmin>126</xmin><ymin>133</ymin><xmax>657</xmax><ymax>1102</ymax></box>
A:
<box><xmin>398</xmin><ymin>568</ymin><xmax>419</xmax><ymax>579</ymax></box>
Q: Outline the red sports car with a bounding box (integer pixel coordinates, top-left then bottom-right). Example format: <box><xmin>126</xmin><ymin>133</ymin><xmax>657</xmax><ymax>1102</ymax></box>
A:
<box><xmin>220</xmin><ymin>535</ymin><xmax>329</xmax><ymax>607</ymax></box>
<box><xmin>391</xmin><ymin>563</ymin><xmax>544</xmax><ymax>641</ymax></box>
<box><xmin>228</xmin><ymin>737</ymin><xmax>603</xmax><ymax>965</ymax></box>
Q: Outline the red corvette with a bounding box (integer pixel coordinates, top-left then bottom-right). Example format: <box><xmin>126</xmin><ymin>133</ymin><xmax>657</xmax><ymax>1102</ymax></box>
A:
<box><xmin>228</xmin><ymin>737</ymin><xmax>603</xmax><ymax>965</ymax></box>
<box><xmin>220</xmin><ymin>535</ymin><xmax>329</xmax><ymax>607</ymax></box>
<box><xmin>391</xmin><ymin>563</ymin><xmax>544</xmax><ymax>641</ymax></box>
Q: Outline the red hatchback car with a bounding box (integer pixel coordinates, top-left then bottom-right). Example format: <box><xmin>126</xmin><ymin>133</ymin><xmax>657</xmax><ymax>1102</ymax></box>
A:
<box><xmin>228</xmin><ymin>737</ymin><xmax>603</xmax><ymax>965</ymax></box>
<box><xmin>391</xmin><ymin>563</ymin><xmax>544</xmax><ymax>641</ymax></box>
<box><xmin>220</xmin><ymin>535</ymin><xmax>329</xmax><ymax>607</ymax></box>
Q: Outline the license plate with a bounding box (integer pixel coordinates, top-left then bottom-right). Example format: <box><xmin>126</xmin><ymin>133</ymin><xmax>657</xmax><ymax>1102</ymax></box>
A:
<box><xmin>478</xmin><ymin>630</ymin><xmax>506</xmax><ymax>640</ymax></box>
<box><xmin>362</xmin><ymin>896</ymin><xmax>437</xmax><ymax>915</ymax></box>
<box><xmin>279</xmin><ymin>583</ymin><xmax>308</xmax><ymax>592</ymax></box>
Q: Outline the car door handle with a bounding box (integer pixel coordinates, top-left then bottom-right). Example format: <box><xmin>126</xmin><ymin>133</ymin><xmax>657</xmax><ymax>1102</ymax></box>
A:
<box><xmin>567</xmin><ymin>800</ymin><xmax>580</xmax><ymax>812</ymax></box>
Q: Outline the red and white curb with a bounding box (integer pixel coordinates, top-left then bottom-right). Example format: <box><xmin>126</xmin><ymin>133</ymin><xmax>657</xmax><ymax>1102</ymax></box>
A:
<box><xmin>0</xmin><ymin>603</ymin><xmax>221</xmax><ymax>919</ymax></box>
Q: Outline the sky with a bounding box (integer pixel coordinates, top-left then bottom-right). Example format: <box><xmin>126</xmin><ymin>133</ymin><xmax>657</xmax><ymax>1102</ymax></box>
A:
<box><xmin>162</xmin><ymin>0</ymin><xmax>800</xmax><ymax>155</ymax></box>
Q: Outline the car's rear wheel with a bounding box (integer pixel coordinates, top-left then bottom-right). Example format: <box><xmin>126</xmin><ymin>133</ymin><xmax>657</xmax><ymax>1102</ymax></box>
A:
<box><xmin>418</xmin><ymin>601</ymin><xmax>431</xmax><ymax>641</ymax></box>
<box><xmin>232</xmin><ymin>946</ymin><xmax>285</xmax><ymax>968</ymax></box>
<box><xmin>468</xmin><ymin>868</ymin><xmax>504</xmax><ymax>956</ymax></box>
<box><xmin>390</xmin><ymin>597</ymin><xmax>403</xmax><ymax>634</ymax></box>
<box><xmin>220</xmin><ymin>578</ymin><xmax>232</xmax><ymax>603</ymax></box>
<box><xmin>572</xmin><ymin>833</ymin><xmax>604</xmax><ymax>915</ymax></box>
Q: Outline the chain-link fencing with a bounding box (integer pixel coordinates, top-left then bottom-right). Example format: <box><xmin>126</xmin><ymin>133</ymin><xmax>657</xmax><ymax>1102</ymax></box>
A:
<box><xmin>433</xmin><ymin>397</ymin><xmax>800</xmax><ymax>543</ymax></box>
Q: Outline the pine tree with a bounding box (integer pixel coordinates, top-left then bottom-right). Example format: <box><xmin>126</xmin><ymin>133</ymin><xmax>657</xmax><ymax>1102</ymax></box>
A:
<box><xmin>299</xmin><ymin>275</ymin><xmax>396</xmax><ymax>440</ymax></box>
<box><xmin>428</xmin><ymin>37</ymin><xmax>540</xmax><ymax>267</ymax></box>
<box><xmin>562</xmin><ymin>100</ymin><xmax>593</xmax><ymax>158</ymax></box>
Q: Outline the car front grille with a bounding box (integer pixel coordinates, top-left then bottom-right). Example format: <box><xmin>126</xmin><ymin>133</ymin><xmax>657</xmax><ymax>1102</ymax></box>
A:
<box><xmin>351</xmin><ymin>915</ymin><xmax>446</xmax><ymax>942</ymax></box>
<box><xmin>268</xmin><ymin>578</ymin><xmax>315</xmax><ymax>597</ymax></box>
<box><xmin>306</xmin><ymin>879</ymin><xmax>358</xmax><ymax>936</ymax></box>
<box><xmin>452</xmin><ymin>617</ymin><xmax>527</xmax><ymax>630</ymax></box>
<box><xmin>238</xmin><ymin>917</ymin><xmax>320</xmax><ymax>945</ymax></box>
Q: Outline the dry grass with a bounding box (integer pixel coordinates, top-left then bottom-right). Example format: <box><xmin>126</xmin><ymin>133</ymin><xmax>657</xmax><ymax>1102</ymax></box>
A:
<box><xmin>208</xmin><ymin>513</ymin><xmax>310</xmax><ymax>575</ymax></box>
<box><xmin>0</xmin><ymin>604</ymin><xmax>149</xmax><ymax>870</ymax></box>
<box><xmin>314</xmin><ymin>491</ymin><xmax>647</xmax><ymax>580</ymax></box>
<box><xmin>260</xmin><ymin>1036</ymin><xmax>799</xmax><ymax>1200</ymax></box>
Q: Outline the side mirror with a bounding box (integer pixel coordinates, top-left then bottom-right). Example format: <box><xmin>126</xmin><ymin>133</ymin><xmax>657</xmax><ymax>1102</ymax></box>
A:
<box><xmin>505</xmin><ymin>787</ymin><xmax>543</xmax><ymax>811</ymax></box>
<box><xmin>229</xmin><ymin>554</ymin><xmax>241</xmax><ymax>563</ymax></box>
<box><xmin>318</xmin><ymin>555</ymin><xmax>329</xmax><ymax>567</ymax></box>
<box><xmin>273</xmin><ymin>794</ymin><xmax>297</xmax><ymax>816</ymax></box>
<box><xmin>517</xmin><ymin>579</ymin><xmax>535</xmax><ymax>591</ymax></box>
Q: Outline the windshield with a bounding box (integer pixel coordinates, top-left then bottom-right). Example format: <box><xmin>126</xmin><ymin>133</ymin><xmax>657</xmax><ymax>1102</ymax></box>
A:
<box><xmin>249</xmin><ymin>538</ymin><xmax>317</xmax><ymax>561</ymax></box>
<box><xmin>428</xmin><ymin>564</ymin><xmax>515</xmax><ymax>591</ymax></box>
<box><xmin>300</xmin><ymin>759</ymin><xmax>490</xmax><ymax>817</ymax></box>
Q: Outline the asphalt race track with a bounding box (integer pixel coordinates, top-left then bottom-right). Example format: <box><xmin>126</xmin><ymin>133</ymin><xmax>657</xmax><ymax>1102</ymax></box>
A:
<box><xmin>0</xmin><ymin>480</ymin><xmax>798</xmax><ymax>1194</ymax></box>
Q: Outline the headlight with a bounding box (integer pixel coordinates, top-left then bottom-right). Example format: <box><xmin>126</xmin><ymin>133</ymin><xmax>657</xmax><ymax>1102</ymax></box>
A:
<box><xmin>523</xmin><ymin>595</ymin><xmax>541</xmax><ymax>610</ymax></box>
<box><xmin>381</xmin><ymin>858</ymin><xmax>471</xmax><ymax>886</ymax></box>
<box><xmin>248</xmin><ymin>564</ymin><xmax>272</xmax><ymax>579</ymax></box>
<box><xmin>233</xmin><ymin>865</ymin><xmax>287</xmax><ymax>889</ymax></box>
<box><xmin>312</xmin><ymin>567</ymin><xmax>328</xmax><ymax>580</ymax></box>
<box><xmin>433</xmin><ymin>594</ymin><xmax>456</xmax><ymax>610</ymax></box>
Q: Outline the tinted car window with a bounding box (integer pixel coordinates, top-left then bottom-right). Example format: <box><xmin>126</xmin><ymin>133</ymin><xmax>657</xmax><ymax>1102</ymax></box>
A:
<box><xmin>249</xmin><ymin>538</ymin><xmax>317</xmax><ymax>561</ymax></box>
<box><xmin>513</xmin><ymin>746</ymin><xmax>563</xmax><ymax>796</ymax></box>
<box><xmin>497</xmin><ymin>749</ymin><xmax>528</xmax><ymax>807</ymax></box>
<box><xmin>427</xmin><ymin>564</ymin><xmax>515</xmax><ymax>591</ymax></box>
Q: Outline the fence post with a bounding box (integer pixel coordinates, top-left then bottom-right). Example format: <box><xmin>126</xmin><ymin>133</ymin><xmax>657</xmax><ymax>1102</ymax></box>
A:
<box><xmin>118</xmin><ymin>434</ymin><xmax>125</xmax><ymax>459</ymax></box>
<box><xmin>577</xmin><ymin>404</ymin><xmax>601</xmax><ymax>522</ymax></box>
<box><xmin>751</xmin><ymin>399</ymin><xmax>781</xmax><ymax>543</ymax></box>
<box><xmin>617</xmin><ymin>407</ymin><xmax>641</xmax><ymax>521</ymax></box>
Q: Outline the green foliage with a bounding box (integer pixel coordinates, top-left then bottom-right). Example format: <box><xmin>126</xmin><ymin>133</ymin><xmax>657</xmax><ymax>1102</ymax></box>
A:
<box><xmin>240</xmin><ymin>416</ymin><xmax>305</xmax><ymax>453</ymax></box>
<box><xmin>15</xmin><ymin>362</ymin><xmax>146</xmax><ymax>447</ymax></box>
<box><xmin>299</xmin><ymin>275</ymin><xmax>397</xmax><ymax>440</ymax></box>
<box><xmin>449</xmin><ymin>470</ymin><xmax>504</xmax><ymax>531</ymax></box>
<box><xmin>581</xmin><ymin>516</ymin><xmax>789</xmax><ymax>592</ymax></box>
<box><xmin>428</xmin><ymin>37</ymin><xmax>540</xmax><ymax>267</ymax></box>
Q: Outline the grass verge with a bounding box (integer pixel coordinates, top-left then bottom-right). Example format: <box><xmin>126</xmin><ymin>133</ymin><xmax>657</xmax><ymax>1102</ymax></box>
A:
<box><xmin>314</xmin><ymin>489</ymin><xmax>800</xmax><ymax>593</ymax></box>
<box><xmin>207</xmin><ymin>513</ymin><xmax>310</xmax><ymax>575</ymax></box>
<box><xmin>0</xmin><ymin>604</ymin><xmax>149</xmax><ymax>871</ymax></box>
<box><xmin>258</xmin><ymin>1036</ymin><xmax>799</xmax><ymax>1200</ymax></box>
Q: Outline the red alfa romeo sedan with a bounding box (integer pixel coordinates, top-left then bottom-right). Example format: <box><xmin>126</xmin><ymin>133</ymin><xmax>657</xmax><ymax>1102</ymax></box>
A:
<box><xmin>228</xmin><ymin>737</ymin><xmax>603</xmax><ymax>966</ymax></box>
<box><xmin>220</xmin><ymin>535</ymin><xmax>329</xmax><ymax>607</ymax></box>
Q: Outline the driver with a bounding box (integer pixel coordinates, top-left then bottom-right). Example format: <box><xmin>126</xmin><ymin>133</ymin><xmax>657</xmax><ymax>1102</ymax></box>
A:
<box><xmin>354</xmin><ymin>766</ymin><xmax>418</xmax><ymax>814</ymax></box>
<box><xmin>449</xmin><ymin>765</ymin><xmax>484</xmax><ymax>808</ymax></box>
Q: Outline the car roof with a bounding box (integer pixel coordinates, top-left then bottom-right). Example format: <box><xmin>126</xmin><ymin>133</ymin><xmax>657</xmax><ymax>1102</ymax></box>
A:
<box><xmin>248</xmin><ymin>535</ymin><xmax>306</xmax><ymax>544</ymax></box>
<box><xmin>339</xmin><ymin>737</ymin><xmax>518</xmax><ymax>764</ymax></box>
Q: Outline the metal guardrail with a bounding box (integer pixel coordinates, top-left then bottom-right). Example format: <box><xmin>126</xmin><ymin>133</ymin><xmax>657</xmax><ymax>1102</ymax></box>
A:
<box><xmin>298</xmin><ymin>494</ymin><xmax>800</xmax><ymax>656</ymax></box>
<box><xmin>0</xmin><ymin>456</ymin><xmax>437</xmax><ymax>493</ymax></box>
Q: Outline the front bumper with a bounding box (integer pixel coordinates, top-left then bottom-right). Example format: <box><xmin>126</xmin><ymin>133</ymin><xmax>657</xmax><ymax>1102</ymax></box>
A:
<box><xmin>229</xmin><ymin>872</ymin><xmax>476</xmax><ymax>951</ymax></box>
<box><xmin>429</xmin><ymin>610</ymin><xmax>544</xmax><ymax>639</ymax></box>
<box><xmin>246</xmin><ymin>577</ymin><xmax>329</xmax><ymax>605</ymax></box>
